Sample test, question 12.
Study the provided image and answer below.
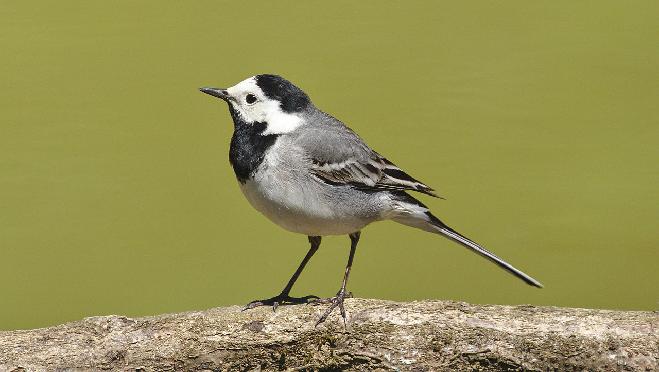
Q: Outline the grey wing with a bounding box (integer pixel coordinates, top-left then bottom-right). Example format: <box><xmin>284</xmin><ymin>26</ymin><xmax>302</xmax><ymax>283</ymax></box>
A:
<box><xmin>294</xmin><ymin>115</ymin><xmax>439</xmax><ymax>197</ymax></box>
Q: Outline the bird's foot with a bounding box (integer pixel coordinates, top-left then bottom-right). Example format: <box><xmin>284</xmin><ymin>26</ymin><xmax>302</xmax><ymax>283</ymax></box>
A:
<box><xmin>242</xmin><ymin>293</ymin><xmax>319</xmax><ymax>312</ymax></box>
<box><xmin>312</xmin><ymin>289</ymin><xmax>353</xmax><ymax>326</ymax></box>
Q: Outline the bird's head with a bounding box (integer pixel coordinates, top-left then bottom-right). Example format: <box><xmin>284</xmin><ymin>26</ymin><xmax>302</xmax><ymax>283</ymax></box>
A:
<box><xmin>200</xmin><ymin>74</ymin><xmax>311</xmax><ymax>135</ymax></box>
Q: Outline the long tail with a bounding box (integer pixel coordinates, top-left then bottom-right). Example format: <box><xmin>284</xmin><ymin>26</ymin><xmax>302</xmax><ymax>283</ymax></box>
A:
<box><xmin>429</xmin><ymin>214</ymin><xmax>543</xmax><ymax>287</ymax></box>
<box><xmin>390</xmin><ymin>193</ymin><xmax>543</xmax><ymax>288</ymax></box>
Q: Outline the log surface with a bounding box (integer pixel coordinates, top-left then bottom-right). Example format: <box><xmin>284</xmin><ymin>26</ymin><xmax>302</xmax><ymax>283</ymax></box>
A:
<box><xmin>0</xmin><ymin>299</ymin><xmax>657</xmax><ymax>371</ymax></box>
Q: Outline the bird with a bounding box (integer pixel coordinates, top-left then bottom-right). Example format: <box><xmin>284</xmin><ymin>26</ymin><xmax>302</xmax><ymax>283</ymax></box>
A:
<box><xmin>199</xmin><ymin>74</ymin><xmax>542</xmax><ymax>325</ymax></box>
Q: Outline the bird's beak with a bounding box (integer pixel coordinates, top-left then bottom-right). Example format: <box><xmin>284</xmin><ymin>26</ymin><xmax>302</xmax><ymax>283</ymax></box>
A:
<box><xmin>199</xmin><ymin>87</ymin><xmax>232</xmax><ymax>102</ymax></box>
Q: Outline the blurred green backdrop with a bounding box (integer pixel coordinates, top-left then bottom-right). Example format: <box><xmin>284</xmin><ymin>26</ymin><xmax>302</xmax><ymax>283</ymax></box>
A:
<box><xmin>1</xmin><ymin>1</ymin><xmax>657</xmax><ymax>330</ymax></box>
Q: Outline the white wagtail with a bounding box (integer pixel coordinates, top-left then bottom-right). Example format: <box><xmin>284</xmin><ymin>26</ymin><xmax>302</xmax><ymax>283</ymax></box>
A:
<box><xmin>200</xmin><ymin>74</ymin><xmax>542</xmax><ymax>325</ymax></box>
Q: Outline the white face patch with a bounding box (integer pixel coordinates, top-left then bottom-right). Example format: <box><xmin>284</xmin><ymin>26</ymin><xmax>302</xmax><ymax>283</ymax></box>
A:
<box><xmin>227</xmin><ymin>77</ymin><xmax>304</xmax><ymax>135</ymax></box>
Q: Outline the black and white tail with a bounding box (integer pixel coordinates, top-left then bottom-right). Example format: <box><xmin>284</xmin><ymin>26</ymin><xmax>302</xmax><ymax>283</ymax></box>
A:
<box><xmin>430</xmin><ymin>216</ymin><xmax>543</xmax><ymax>287</ymax></box>
<box><xmin>391</xmin><ymin>194</ymin><xmax>543</xmax><ymax>288</ymax></box>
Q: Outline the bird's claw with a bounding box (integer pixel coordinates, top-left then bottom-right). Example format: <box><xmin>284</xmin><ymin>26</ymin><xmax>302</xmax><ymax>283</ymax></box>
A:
<box><xmin>312</xmin><ymin>289</ymin><xmax>352</xmax><ymax>326</ymax></box>
<box><xmin>242</xmin><ymin>293</ymin><xmax>319</xmax><ymax>312</ymax></box>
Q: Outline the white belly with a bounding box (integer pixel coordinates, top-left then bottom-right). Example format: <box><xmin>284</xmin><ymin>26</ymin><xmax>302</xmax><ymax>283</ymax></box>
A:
<box><xmin>238</xmin><ymin>172</ymin><xmax>370</xmax><ymax>236</ymax></box>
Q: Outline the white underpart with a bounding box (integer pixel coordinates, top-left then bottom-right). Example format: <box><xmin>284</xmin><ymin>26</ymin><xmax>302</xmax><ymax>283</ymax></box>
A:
<box><xmin>386</xmin><ymin>198</ymin><xmax>432</xmax><ymax>231</ymax></box>
<box><xmin>226</xmin><ymin>76</ymin><xmax>304</xmax><ymax>135</ymax></box>
<box><xmin>238</xmin><ymin>140</ymin><xmax>373</xmax><ymax>236</ymax></box>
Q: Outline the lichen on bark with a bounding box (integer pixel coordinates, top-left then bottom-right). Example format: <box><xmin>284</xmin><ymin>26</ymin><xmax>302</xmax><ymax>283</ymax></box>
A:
<box><xmin>0</xmin><ymin>299</ymin><xmax>657</xmax><ymax>371</ymax></box>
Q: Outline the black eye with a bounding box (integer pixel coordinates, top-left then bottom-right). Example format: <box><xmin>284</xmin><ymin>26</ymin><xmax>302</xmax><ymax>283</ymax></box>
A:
<box><xmin>245</xmin><ymin>94</ymin><xmax>257</xmax><ymax>104</ymax></box>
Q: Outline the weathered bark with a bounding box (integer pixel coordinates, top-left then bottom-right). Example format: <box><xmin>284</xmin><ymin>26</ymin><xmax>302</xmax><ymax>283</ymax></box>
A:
<box><xmin>0</xmin><ymin>299</ymin><xmax>656</xmax><ymax>371</ymax></box>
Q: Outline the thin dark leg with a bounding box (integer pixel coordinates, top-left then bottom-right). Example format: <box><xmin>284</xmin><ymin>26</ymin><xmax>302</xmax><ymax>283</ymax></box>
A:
<box><xmin>280</xmin><ymin>236</ymin><xmax>321</xmax><ymax>296</ymax></box>
<box><xmin>314</xmin><ymin>231</ymin><xmax>360</xmax><ymax>326</ymax></box>
<box><xmin>243</xmin><ymin>236</ymin><xmax>322</xmax><ymax>311</ymax></box>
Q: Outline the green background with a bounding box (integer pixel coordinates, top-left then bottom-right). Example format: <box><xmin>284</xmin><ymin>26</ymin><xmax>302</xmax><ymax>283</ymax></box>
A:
<box><xmin>1</xmin><ymin>1</ymin><xmax>657</xmax><ymax>330</ymax></box>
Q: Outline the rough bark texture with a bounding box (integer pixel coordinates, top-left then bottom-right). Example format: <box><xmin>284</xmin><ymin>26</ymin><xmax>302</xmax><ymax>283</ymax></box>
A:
<box><xmin>0</xmin><ymin>299</ymin><xmax>656</xmax><ymax>371</ymax></box>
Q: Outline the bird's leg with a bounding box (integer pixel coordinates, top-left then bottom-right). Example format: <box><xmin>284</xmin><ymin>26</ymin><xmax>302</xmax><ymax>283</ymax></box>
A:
<box><xmin>313</xmin><ymin>231</ymin><xmax>360</xmax><ymax>326</ymax></box>
<box><xmin>243</xmin><ymin>236</ymin><xmax>321</xmax><ymax>311</ymax></box>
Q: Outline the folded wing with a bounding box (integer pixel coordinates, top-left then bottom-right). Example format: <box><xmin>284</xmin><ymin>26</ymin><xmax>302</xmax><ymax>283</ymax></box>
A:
<box><xmin>293</xmin><ymin>115</ymin><xmax>439</xmax><ymax>197</ymax></box>
<box><xmin>310</xmin><ymin>153</ymin><xmax>439</xmax><ymax>197</ymax></box>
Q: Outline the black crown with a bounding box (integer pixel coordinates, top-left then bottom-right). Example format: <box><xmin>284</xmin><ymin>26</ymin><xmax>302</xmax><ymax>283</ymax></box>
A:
<box><xmin>255</xmin><ymin>74</ymin><xmax>311</xmax><ymax>113</ymax></box>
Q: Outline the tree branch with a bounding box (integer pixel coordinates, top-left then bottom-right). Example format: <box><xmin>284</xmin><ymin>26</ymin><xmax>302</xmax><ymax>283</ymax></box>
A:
<box><xmin>1</xmin><ymin>299</ymin><xmax>656</xmax><ymax>371</ymax></box>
